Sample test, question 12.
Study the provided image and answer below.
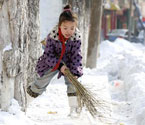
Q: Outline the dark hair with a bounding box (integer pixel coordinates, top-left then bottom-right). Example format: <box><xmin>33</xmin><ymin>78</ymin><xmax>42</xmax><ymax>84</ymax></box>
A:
<box><xmin>58</xmin><ymin>5</ymin><xmax>78</xmax><ymax>26</ymax></box>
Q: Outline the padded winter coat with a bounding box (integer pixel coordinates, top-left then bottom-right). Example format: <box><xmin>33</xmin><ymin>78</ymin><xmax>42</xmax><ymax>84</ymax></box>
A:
<box><xmin>36</xmin><ymin>26</ymin><xmax>83</xmax><ymax>78</ymax></box>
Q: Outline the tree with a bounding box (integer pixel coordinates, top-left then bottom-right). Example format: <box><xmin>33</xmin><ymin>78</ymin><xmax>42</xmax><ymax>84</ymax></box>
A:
<box><xmin>86</xmin><ymin>0</ymin><xmax>103</xmax><ymax>68</ymax></box>
<box><xmin>0</xmin><ymin>0</ymin><xmax>41</xmax><ymax>111</ymax></box>
<box><xmin>63</xmin><ymin>0</ymin><xmax>91</xmax><ymax>66</ymax></box>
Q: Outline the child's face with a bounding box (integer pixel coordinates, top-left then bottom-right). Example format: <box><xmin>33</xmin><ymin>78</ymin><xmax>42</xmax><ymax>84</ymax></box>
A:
<box><xmin>60</xmin><ymin>21</ymin><xmax>76</xmax><ymax>38</ymax></box>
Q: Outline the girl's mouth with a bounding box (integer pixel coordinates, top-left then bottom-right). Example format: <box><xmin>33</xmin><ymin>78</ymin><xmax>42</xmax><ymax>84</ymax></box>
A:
<box><xmin>65</xmin><ymin>34</ymin><xmax>71</xmax><ymax>38</ymax></box>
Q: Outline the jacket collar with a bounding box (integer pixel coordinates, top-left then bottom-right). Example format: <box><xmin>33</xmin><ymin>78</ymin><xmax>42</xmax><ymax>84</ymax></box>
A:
<box><xmin>49</xmin><ymin>25</ymin><xmax>81</xmax><ymax>41</ymax></box>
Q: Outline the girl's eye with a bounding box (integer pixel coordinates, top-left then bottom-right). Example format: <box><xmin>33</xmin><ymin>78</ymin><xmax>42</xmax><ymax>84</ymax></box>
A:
<box><xmin>64</xmin><ymin>28</ymin><xmax>67</xmax><ymax>30</ymax></box>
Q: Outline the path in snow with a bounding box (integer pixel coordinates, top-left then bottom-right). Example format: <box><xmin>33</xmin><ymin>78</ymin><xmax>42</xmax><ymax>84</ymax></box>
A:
<box><xmin>83</xmin><ymin>69</ymin><xmax>135</xmax><ymax>125</ymax></box>
<box><xmin>26</xmin><ymin>77</ymin><xmax>93</xmax><ymax>125</ymax></box>
<box><xmin>108</xmin><ymin>80</ymin><xmax>135</xmax><ymax>125</ymax></box>
<box><xmin>26</xmin><ymin>73</ymin><xmax>112</xmax><ymax>125</ymax></box>
<box><xmin>26</xmin><ymin>71</ymin><xmax>135</xmax><ymax>125</ymax></box>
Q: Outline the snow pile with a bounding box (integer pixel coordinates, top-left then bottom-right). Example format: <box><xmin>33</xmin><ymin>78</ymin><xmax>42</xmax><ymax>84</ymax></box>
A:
<box><xmin>0</xmin><ymin>99</ymin><xmax>32</xmax><ymax>125</ymax></box>
<box><xmin>98</xmin><ymin>38</ymin><xmax>145</xmax><ymax>125</ymax></box>
<box><xmin>115</xmin><ymin>39</ymin><xmax>145</xmax><ymax>125</ymax></box>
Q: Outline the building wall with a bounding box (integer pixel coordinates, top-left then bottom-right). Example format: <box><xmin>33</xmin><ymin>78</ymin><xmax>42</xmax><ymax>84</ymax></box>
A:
<box><xmin>39</xmin><ymin>0</ymin><xmax>62</xmax><ymax>40</ymax></box>
<box><xmin>140</xmin><ymin>2</ymin><xmax>145</xmax><ymax>17</ymax></box>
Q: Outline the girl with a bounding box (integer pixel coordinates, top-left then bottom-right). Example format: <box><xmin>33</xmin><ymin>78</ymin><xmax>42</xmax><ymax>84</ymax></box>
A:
<box><xmin>27</xmin><ymin>5</ymin><xmax>83</xmax><ymax>115</ymax></box>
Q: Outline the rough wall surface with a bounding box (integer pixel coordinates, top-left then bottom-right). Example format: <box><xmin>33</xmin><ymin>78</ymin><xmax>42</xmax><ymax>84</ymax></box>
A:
<box><xmin>0</xmin><ymin>0</ymin><xmax>42</xmax><ymax>111</ymax></box>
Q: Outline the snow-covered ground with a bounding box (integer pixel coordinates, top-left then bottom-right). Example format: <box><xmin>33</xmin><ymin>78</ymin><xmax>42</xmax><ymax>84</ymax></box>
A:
<box><xmin>1</xmin><ymin>0</ymin><xmax>145</xmax><ymax>125</ymax></box>
<box><xmin>0</xmin><ymin>38</ymin><xmax>145</xmax><ymax>125</ymax></box>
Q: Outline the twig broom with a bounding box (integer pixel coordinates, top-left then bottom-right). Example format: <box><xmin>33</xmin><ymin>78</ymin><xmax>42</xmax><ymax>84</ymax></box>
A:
<box><xmin>64</xmin><ymin>67</ymin><xmax>101</xmax><ymax>118</ymax></box>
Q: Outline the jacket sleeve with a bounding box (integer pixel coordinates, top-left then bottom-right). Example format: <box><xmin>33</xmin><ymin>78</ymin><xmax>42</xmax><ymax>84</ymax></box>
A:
<box><xmin>69</xmin><ymin>40</ymin><xmax>83</xmax><ymax>77</ymax></box>
<box><xmin>44</xmin><ymin>35</ymin><xmax>59</xmax><ymax>68</ymax></box>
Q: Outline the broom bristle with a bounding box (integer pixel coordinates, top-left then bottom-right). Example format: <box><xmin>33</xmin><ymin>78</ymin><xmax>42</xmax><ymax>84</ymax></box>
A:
<box><xmin>64</xmin><ymin>68</ymin><xmax>100</xmax><ymax>117</ymax></box>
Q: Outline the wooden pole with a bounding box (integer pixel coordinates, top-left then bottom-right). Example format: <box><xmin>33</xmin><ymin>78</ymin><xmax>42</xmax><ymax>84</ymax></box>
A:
<box><xmin>128</xmin><ymin>0</ymin><xmax>133</xmax><ymax>41</ymax></box>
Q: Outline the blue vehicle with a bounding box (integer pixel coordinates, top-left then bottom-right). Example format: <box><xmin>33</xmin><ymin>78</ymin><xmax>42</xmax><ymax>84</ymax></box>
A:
<box><xmin>107</xmin><ymin>29</ymin><xmax>131</xmax><ymax>41</ymax></box>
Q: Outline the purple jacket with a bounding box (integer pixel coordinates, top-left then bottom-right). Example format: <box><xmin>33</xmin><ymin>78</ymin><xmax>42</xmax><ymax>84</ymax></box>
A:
<box><xmin>36</xmin><ymin>26</ymin><xmax>83</xmax><ymax>78</ymax></box>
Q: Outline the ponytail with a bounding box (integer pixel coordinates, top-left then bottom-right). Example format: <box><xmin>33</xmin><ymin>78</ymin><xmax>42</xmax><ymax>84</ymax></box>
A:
<box><xmin>58</xmin><ymin>4</ymin><xmax>78</xmax><ymax>26</ymax></box>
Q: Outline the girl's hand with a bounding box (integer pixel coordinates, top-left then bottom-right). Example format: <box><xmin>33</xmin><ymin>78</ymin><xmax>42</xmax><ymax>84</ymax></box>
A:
<box><xmin>60</xmin><ymin>65</ymin><xmax>78</xmax><ymax>79</ymax></box>
<box><xmin>60</xmin><ymin>65</ymin><xmax>67</xmax><ymax>74</ymax></box>
<box><xmin>74</xmin><ymin>76</ymin><xmax>78</xmax><ymax>79</ymax></box>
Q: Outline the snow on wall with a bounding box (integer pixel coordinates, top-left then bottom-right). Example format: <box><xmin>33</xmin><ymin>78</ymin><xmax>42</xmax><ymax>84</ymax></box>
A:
<box><xmin>39</xmin><ymin>0</ymin><xmax>62</xmax><ymax>40</ymax></box>
<box><xmin>3</xmin><ymin>43</ymin><xmax>12</xmax><ymax>52</ymax></box>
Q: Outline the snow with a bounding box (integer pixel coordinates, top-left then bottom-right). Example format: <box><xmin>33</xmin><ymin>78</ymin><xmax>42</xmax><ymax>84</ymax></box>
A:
<box><xmin>0</xmin><ymin>99</ymin><xmax>31</xmax><ymax>125</ymax></box>
<box><xmin>1</xmin><ymin>0</ymin><xmax>145</xmax><ymax>124</ymax></box>
<box><xmin>39</xmin><ymin>0</ymin><xmax>62</xmax><ymax>40</ymax></box>
<box><xmin>3</xmin><ymin>43</ymin><xmax>12</xmax><ymax>52</ymax></box>
<box><xmin>1</xmin><ymin>37</ymin><xmax>145</xmax><ymax>125</ymax></box>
